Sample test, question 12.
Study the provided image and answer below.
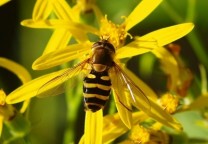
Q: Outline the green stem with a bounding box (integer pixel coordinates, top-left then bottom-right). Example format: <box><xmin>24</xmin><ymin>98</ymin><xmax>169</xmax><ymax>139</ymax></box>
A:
<box><xmin>187</xmin><ymin>31</ymin><xmax>208</xmax><ymax>70</ymax></box>
<box><xmin>185</xmin><ymin>0</ymin><xmax>196</xmax><ymax>21</ymax></box>
<box><xmin>161</xmin><ymin>1</ymin><xmax>183</xmax><ymax>23</ymax></box>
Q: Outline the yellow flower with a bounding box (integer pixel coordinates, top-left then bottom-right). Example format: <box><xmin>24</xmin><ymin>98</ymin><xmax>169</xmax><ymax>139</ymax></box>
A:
<box><xmin>6</xmin><ymin>0</ymin><xmax>194</xmax><ymax>131</ymax></box>
<box><xmin>21</xmin><ymin>0</ymin><xmax>99</xmax><ymax>55</ymax></box>
<box><xmin>0</xmin><ymin>57</ymin><xmax>31</xmax><ymax>136</ymax></box>
<box><xmin>0</xmin><ymin>0</ymin><xmax>10</xmax><ymax>6</ymax></box>
<box><xmin>79</xmin><ymin>111</ymin><xmax>149</xmax><ymax>143</ymax></box>
<box><xmin>84</xmin><ymin>110</ymin><xmax>103</xmax><ymax>144</ymax></box>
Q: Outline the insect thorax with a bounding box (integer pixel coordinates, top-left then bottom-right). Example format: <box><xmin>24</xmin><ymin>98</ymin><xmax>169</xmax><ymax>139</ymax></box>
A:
<box><xmin>91</xmin><ymin>39</ymin><xmax>115</xmax><ymax>72</ymax></box>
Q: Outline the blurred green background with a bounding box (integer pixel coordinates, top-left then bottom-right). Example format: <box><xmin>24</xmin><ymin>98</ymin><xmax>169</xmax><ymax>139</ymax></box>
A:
<box><xmin>0</xmin><ymin>0</ymin><xmax>208</xmax><ymax>143</ymax></box>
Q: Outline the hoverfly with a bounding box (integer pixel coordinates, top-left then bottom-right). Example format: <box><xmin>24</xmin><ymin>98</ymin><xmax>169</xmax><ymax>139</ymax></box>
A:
<box><xmin>38</xmin><ymin>39</ymin><xmax>150</xmax><ymax>112</ymax></box>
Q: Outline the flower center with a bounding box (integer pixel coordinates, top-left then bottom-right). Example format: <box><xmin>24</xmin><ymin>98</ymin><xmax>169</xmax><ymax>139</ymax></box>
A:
<box><xmin>100</xmin><ymin>16</ymin><xmax>130</xmax><ymax>48</ymax></box>
<box><xmin>159</xmin><ymin>93</ymin><xmax>179</xmax><ymax>114</ymax></box>
<box><xmin>129</xmin><ymin>125</ymin><xmax>150</xmax><ymax>144</ymax></box>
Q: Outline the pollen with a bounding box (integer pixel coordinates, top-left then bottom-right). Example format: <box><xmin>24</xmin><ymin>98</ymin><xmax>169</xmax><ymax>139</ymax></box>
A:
<box><xmin>100</xmin><ymin>16</ymin><xmax>130</xmax><ymax>48</ymax></box>
<box><xmin>159</xmin><ymin>93</ymin><xmax>179</xmax><ymax>114</ymax></box>
<box><xmin>129</xmin><ymin>125</ymin><xmax>150</xmax><ymax>144</ymax></box>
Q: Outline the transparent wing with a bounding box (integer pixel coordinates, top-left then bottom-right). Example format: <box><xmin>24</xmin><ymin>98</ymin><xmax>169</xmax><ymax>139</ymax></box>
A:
<box><xmin>109</xmin><ymin>63</ymin><xmax>151</xmax><ymax>111</ymax></box>
<box><xmin>37</xmin><ymin>59</ymin><xmax>90</xmax><ymax>98</ymax></box>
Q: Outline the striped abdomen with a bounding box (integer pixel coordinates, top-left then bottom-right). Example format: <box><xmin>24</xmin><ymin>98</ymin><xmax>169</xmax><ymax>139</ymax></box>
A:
<box><xmin>83</xmin><ymin>70</ymin><xmax>111</xmax><ymax>112</ymax></box>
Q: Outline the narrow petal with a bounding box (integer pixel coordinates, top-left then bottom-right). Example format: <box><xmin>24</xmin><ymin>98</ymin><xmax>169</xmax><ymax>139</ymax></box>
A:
<box><xmin>116</xmin><ymin>23</ymin><xmax>194</xmax><ymax>59</ymax></box>
<box><xmin>121</xmin><ymin>64</ymin><xmax>158</xmax><ymax>100</ymax></box>
<box><xmin>20</xmin><ymin>99</ymin><xmax>30</xmax><ymax>113</ymax></box>
<box><xmin>140</xmin><ymin>23</ymin><xmax>194</xmax><ymax>46</ymax></box>
<box><xmin>32</xmin><ymin>42</ymin><xmax>91</xmax><ymax>70</ymax></box>
<box><xmin>125</xmin><ymin>0</ymin><xmax>162</xmax><ymax>31</ymax></box>
<box><xmin>124</xmin><ymin>68</ymin><xmax>182</xmax><ymax>130</ymax></box>
<box><xmin>103</xmin><ymin>112</ymin><xmax>149</xmax><ymax>143</ymax></box>
<box><xmin>116</xmin><ymin>38</ymin><xmax>158</xmax><ymax>59</ymax></box>
<box><xmin>91</xmin><ymin>5</ymin><xmax>104</xmax><ymax>25</ymax></box>
<box><xmin>5</xmin><ymin>68</ymin><xmax>69</xmax><ymax>104</ymax></box>
<box><xmin>112</xmin><ymin>90</ymin><xmax>132</xmax><ymax>129</ymax></box>
<box><xmin>109</xmin><ymin>68</ymin><xmax>133</xmax><ymax>128</ymax></box>
<box><xmin>0</xmin><ymin>0</ymin><xmax>10</xmax><ymax>6</ymax></box>
<box><xmin>21</xmin><ymin>19</ymin><xmax>99</xmax><ymax>42</ymax></box>
<box><xmin>52</xmin><ymin>0</ymin><xmax>75</xmax><ymax>21</ymax></box>
<box><xmin>42</xmin><ymin>29</ymin><xmax>72</xmax><ymax>54</ymax></box>
<box><xmin>0</xmin><ymin>57</ymin><xmax>31</xmax><ymax>84</ymax></box>
<box><xmin>32</xmin><ymin>0</ymin><xmax>52</xmax><ymax>20</ymax></box>
<box><xmin>84</xmin><ymin>110</ymin><xmax>103</xmax><ymax>144</ymax></box>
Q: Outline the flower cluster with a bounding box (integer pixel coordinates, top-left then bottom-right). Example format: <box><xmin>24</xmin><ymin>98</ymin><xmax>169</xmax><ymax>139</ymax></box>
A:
<box><xmin>1</xmin><ymin>0</ymin><xmax>208</xmax><ymax>144</ymax></box>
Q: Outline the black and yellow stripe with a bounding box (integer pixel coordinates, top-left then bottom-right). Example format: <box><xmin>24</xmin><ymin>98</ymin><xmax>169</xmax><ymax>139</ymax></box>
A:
<box><xmin>83</xmin><ymin>70</ymin><xmax>111</xmax><ymax>112</ymax></box>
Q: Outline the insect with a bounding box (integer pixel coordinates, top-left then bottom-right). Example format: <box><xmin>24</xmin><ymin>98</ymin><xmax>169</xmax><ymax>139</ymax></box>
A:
<box><xmin>38</xmin><ymin>39</ymin><xmax>150</xmax><ymax>112</ymax></box>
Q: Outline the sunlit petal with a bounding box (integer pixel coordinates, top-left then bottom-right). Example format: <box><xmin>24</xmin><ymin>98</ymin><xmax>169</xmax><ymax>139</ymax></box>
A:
<box><xmin>20</xmin><ymin>99</ymin><xmax>30</xmax><ymax>113</ymax></box>
<box><xmin>42</xmin><ymin>29</ymin><xmax>72</xmax><ymax>54</ymax></box>
<box><xmin>120</xmin><ymin>64</ymin><xmax>158</xmax><ymax>100</ymax></box>
<box><xmin>0</xmin><ymin>57</ymin><xmax>31</xmax><ymax>84</ymax></box>
<box><xmin>21</xmin><ymin>19</ymin><xmax>99</xmax><ymax>42</ymax></box>
<box><xmin>116</xmin><ymin>23</ymin><xmax>194</xmax><ymax>59</ymax></box>
<box><xmin>112</xmin><ymin>90</ymin><xmax>132</xmax><ymax>129</ymax></box>
<box><xmin>103</xmin><ymin>111</ymin><xmax>148</xmax><ymax>143</ymax></box>
<box><xmin>0</xmin><ymin>0</ymin><xmax>10</xmax><ymax>6</ymax></box>
<box><xmin>52</xmin><ymin>0</ymin><xmax>75</xmax><ymax>21</ymax></box>
<box><xmin>124</xmin><ymin>68</ymin><xmax>182</xmax><ymax>130</ymax></box>
<box><xmin>32</xmin><ymin>42</ymin><xmax>91</xmax><ymax>70</ymax></box>
<box><xmin>32</xmin><ymin>0</ymin><xmax>52</xmax><ymax>20</ymax></box>
<box><xmin>110</xmin><ymin>68</ymin><xmax>133</xmax><ymax>128</ymax></box>
<box><xmin>125</xmin><ymin>0</ymin><xmax>162</xmax><ymax>31</ymax></box>
<box><xmin>5</xmin><ymin>68</ymin><xmax>69</xmax><ymax>104</ymax></box>
<box><xmin>84</xmin><ymin>110</ymin><xmax>103</xmax><ymax>144</ymax></box>
<box><xmin>140</xmin><ymin>23</ymin><xmax>194</xmax><ymax>46</ymax></box>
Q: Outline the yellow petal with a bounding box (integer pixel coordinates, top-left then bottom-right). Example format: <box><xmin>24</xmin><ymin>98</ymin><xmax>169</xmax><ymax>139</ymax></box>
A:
<box><xmin>125</xmin><ymin>67</ymin><xmax>158</xmax><ymax>100</ymax></box>
<box><xmin>0</xmin><ymin>57</ymin><xmax>31</xmax><ymax>84</ymax></box>
<box><xmin>32</xmin><ymin>0</ymin><xmax>52</xmax><ymax>20</ymax></box>
<box><xmin>52</xmin><ymin>0</ymin><xmax>75</xmax><ymax>21</ymax></box>
<box><xmin>116</xmin><ymin>23</ymin><xmax>194</xmax><ymax>59</ymax></box>
<box><xmin>112</xmin><ymin>90</ymin><xmax>132</xmax><ymax>129</ymax></box>
<box><xmin>124</xmin><ymin>68</ymin><xmax>182</xmax><ymax>130</ymax></box>
<box><xmin>91</xmin><ymin>5</ymin><xmax>104</xmax><ymax>25</ymax></box>
<box><xmin>0</xmin><ymin>0</ymin><xmax>10</xmax><ymax>6</ymax></box>
<box><xmin>84</xmin><ymin>110</ymin><xmax>103</xmax><ymax>144</ymax></box>
<box><xmin>20</xmin><ymin>99</ymin><xmax>30</xmax><ymax>113</ymax></box>
<box><xmin>21</xmin><ymin>19</ymin><xmax>99</xmax><ymax>42</ymax></box>
<box><xmin>42</xmin><ymin>29</ymin><xmax>72</xmax><ymax>55</ymax></box>
<box><xmin>116</xmin><ymin>38</ymin><xmax>158</xmax><ymax>59</ymax></box>
<box><xmin>32</xmin><ymin>42</ymin><xmax>91</xmax><ymax>70</ymax></box>
<box><xmin>140</xmin><ymin>23</ymin><xmax>194</xmax><ymax>46</ymax></box>
<box><xmin>125</xmin><ymin>0</ymin><xmax>162</xmax><ymax>31</ymax></box>
<box><xmin>109</xmin><ymin>67</ymin><xmax>133</xmax><ymax>128</ymax></box>
<box><xmin>103</xmin><ymin>112</ymin><xmax>148</xmax><ymax>143</ymax></box>
<box><xmin>5</xmin><ymin>68</ymin><xmax>69</xmax><ymax>104</ymax></box>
